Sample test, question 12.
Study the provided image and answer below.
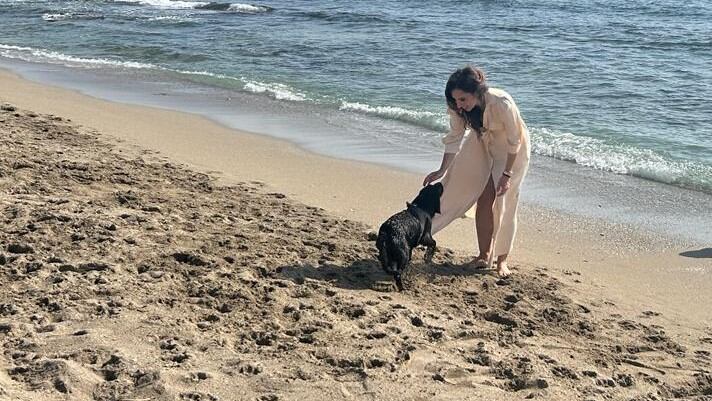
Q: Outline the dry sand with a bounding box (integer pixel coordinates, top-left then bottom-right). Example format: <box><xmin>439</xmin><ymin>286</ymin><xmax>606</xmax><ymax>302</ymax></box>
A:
<box><xmin>1</xmin><ymin>70</ymin><xmax>711</xmax><ymax>400</ymax></box>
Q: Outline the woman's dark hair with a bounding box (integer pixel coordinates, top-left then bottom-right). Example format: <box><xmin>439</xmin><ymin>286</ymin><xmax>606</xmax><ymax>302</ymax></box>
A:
<box><xmin>445</xmin><ymin>66</ymin><xmax>488</xmax><ymax>135</ymax></box>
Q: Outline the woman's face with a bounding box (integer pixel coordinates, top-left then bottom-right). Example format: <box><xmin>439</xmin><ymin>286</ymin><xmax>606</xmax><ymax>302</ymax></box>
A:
<box><xmin>451</xmin><ymin>88</ymin><xmax>477</xmax><ymax>112</ymax></box>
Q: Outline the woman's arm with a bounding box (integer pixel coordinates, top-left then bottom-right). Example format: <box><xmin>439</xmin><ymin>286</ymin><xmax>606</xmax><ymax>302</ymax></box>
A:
<box><xmin>496</xmin><ymin>152</ymin><xmax>517</xmax><ymax>196</ymax></box>
<box><xmin>500</xmin><ymin>98</ymin><xmax>523</xmax><ymax>156</ymax></box>
<box><xmin>438</xmin><ymin>152</ymin><xmax>457</xmax><ymax>173</ymax></box>
<box><xmin>423</xmin><ymin>152</ymin><xmax>455</xmax><ymax>186</ymax></box>
<box><xmin>496</xmin><ymin>97</ymin><xmax>524</xmax><ymax>195</ymax></box>
<box><xmin>503</xmin><ymin>152</ymin><xmax>517</xmax><ymax>176</ymax></box>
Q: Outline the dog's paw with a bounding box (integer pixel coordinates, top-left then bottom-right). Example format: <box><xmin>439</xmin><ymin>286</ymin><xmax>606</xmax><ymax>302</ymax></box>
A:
<box><xmin>424</xmin><ymin>247</ymin><xmax>436</xmax><ymax>263</ymax></box>
<box><xmin>395</xmin><ymin>274</ymin><xmax>404</xmax><ymax>292</ymax></box>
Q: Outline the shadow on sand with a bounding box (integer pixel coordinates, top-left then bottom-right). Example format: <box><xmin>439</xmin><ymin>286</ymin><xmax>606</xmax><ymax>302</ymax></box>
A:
<box><xmin>277</xmin><ymin>257</ymin><xmax>493</xmax><ymax>291</ymax></box>
<box><xmin>679</xmin><ymin>247</ymin><xmax>712</xmax><ymax>259</ymax></box>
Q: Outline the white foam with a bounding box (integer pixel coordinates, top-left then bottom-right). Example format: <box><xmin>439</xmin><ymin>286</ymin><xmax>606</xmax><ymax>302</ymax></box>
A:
<box><xmin>242</xmin><ymin>80</ymin><xmax>307</xmax><ymax>101</ymax></box>
<box><xmin>148</xmin><ymin>15</ymin><xmax>195</xmax><ymax>22</ymax></box>
<box><xmin>110</xmin><ymin>0</ymin><xmax>269</xmax><ymax>12</ymax></box>
<box><xmin>227</xmin><ymin>3</ymin><xmax>270</xmax><ymax>13</ymax></box>
<box><xmin>42</xmin><ymin>13</ymin><xmax>69</xmax><ymax>21</ymax></box>
<box><xmin>530</xmin><ymin>126</ymin><xmax>712</xmax><ymax>190</ymax></box>
<box><xmin>41</xmin><ymin>12</ymin><xmax>104</xmax><ymax>22</ymax></box>
<box><xmin>0</xmin><ymin>44</ymin><xmax>304</xmax><ymax>103</ymax></box>
<box><xmin>111</xmin><ymin>0</ymin><xmax>209</xmax><ymax>9</ymax></box>
<box><xmin>339</xmin><ymin>101</ymin><xmax>445</xmax><ymax>131</ymax></box>
<box><xmin>174</xmin><ymin>68</ymin><xmax>228</xmax><ymax>78</ymax></box>
<box><xmin>0</xmin><ymin>44</ymin><xmax>155</xmax><ymax>69</ymax></box>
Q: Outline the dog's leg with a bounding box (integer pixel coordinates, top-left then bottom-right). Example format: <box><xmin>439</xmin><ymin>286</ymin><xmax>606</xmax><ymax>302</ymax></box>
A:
<box><xmin>424</xmin><ymin>245</ymin><xmax>436</xmax><ymax>264</ymax></box>
<box><xmin>421</xmin><ymin>218</ymin><xmax>437</xmax><ymax>263</ymax></box>
<box><xmin>394</xmin><ymin>248</ymin><xmax>410</xmax><ymax>291</ymax></box>
<box><xmin>394</xmin><ymin>273</ymin><xmax>404</xmax><ymax>291</ymax></box>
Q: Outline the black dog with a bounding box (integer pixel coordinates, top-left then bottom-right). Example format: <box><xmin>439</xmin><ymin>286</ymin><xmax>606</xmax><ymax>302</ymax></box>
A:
<box><xmin>376</xmin><ymin>183</ymin><xmax>443</xmax><ymax>291</ymax></box>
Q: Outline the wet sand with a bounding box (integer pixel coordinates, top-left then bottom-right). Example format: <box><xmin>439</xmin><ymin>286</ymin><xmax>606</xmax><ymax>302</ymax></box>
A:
<box><xmin>1</xmin><ymin>70</ymin><xmax>712</xmax><ymax>400</ymax></box>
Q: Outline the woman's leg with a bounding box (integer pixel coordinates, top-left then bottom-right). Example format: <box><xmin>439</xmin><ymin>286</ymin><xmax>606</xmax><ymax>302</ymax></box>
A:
<box><xmin>473</xmin><ymin>176</ymin><xmax>495</xmax><ymax>264</ymax></box>
<box><xmin>494</xmin><ymin>200</ymin><xmax>516</xmax><ymax>276</ymax></box>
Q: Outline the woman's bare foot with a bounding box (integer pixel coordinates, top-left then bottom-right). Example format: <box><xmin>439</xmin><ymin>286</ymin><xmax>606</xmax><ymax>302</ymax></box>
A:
<box><xmin>497</xmin><ymin>261</ymin><xmax>511</xmax><ymax>277</ymax></box>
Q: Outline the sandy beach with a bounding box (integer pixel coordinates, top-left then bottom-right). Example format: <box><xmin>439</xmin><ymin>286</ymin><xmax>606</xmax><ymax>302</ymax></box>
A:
<box><xmin>2</xmin><ymin>69</ymin><xmax>712</xmax><ymax>400</ymax></box>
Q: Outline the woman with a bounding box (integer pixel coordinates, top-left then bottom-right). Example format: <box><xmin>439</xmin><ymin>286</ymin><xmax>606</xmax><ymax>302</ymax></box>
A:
<box><xmin>423</xmin><ymin>66</ymin><xmax>530</xmax><ymax>277</ymax></box>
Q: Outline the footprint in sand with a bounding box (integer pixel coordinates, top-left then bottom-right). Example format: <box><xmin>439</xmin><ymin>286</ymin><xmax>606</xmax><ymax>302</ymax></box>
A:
<box><xmin>180</xmin><ymin>392</ymin><xmax>219</xmax><ymax>401</ymax></box>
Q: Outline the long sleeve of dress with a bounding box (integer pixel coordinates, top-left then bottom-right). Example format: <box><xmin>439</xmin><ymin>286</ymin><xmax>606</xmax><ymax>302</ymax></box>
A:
<box><xmin>442</xmin><ymin>108</ymin><xmax>467</xmax><ymax>154</ymax></box>
<box><xmin>498</xmin><ymin>98</ymin><xmax>523</xmax><ymax>154</ymax></box>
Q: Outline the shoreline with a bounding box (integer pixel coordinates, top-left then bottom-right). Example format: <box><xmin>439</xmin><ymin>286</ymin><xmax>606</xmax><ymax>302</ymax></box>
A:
<box><xmin>2</xmin><ymin>57</ymin><xmax>710</xmax><ymax>245</ymax></box>
<box><xmin>2</xmin><ymin>72</ymin><xmax>712</xmax><ymax>400</ymax></box>
<box><xmin>1</xmin><ymin>68</ymin><xmax>711</xmax><ymax>325</ymax></box>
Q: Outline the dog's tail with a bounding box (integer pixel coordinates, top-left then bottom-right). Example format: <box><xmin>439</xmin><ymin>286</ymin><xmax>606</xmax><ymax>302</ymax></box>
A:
<box><xmin>376</xmin><ymin>237</ymin><xmax>388</xmax><ymax>269</ymax></box>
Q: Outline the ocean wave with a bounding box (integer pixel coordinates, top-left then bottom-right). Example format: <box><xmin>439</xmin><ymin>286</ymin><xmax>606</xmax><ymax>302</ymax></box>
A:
<box><xmin>110</xmin><ymin>0</ymin><xmax>271</xmax><ymax>13</ymax></box>
<box><xmin>295</xmin><ymin>10</ymin><xmax>393</xmax><ymax>24</ymax></box>
<box><xmin>2</xmin><ymin>40</ymin><xmax>709</xmax><ymax>193</ymax></box>
<box><xmin>198</xmin><ymin>3</ymin><xmax>272</xmax><ymax>13</ymax></box>
<box><xmin>242</xmin><ymin>80</ymin><xmax>307</xmax><ymax>101</ymax></box>
<box><xmin>230</xmin><ymin>3</ymin><xmax>272</xmax><ymax>13</ymax></box>
<box><xmin>42</xmin><ymin>13</ymin><xmax>105</xmax><ymax>22</ymax></box>
<box><xmin>0</xmin><ymin>44</ymin><xmax>156</xmax><ymax>69</ymax></box>
<box><xmin>147</xmin><ymin>15</ymin><xmax>197</xmax><ymax>23</ymax></box>
<box><xmin>339</xmin><ymin>101</ymin><xmax>445</xmax><ymax>131</ymax></box>
<box><xmin>110</xmin><ymin>0</ymin><xmax>208</xmax><ymax>9</ymax></box>
<box><xmin>530</xmin><ymin>127</ymin><xmax>712</xmax><ymax>193</ymax></box>
<box><xmin>0</xmin><ymin>43</ymin><xmax>306</xmax><ymax>103</ymax></box>
<box><xmin>169</xmin><ymin>70</ymin><xmax>308</xmax><ymax>103</ymax></box>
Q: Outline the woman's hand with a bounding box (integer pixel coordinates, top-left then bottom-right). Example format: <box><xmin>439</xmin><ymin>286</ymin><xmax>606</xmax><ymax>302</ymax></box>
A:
<box><xmin>423</xmin><ymin>169</ymin><xmax>445</xmax><ymax>186</ymax></box>
<box><xmin>496</xmin><ymin>174</ymin><xmax>511</xmax><ymax>196</ymax></box>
